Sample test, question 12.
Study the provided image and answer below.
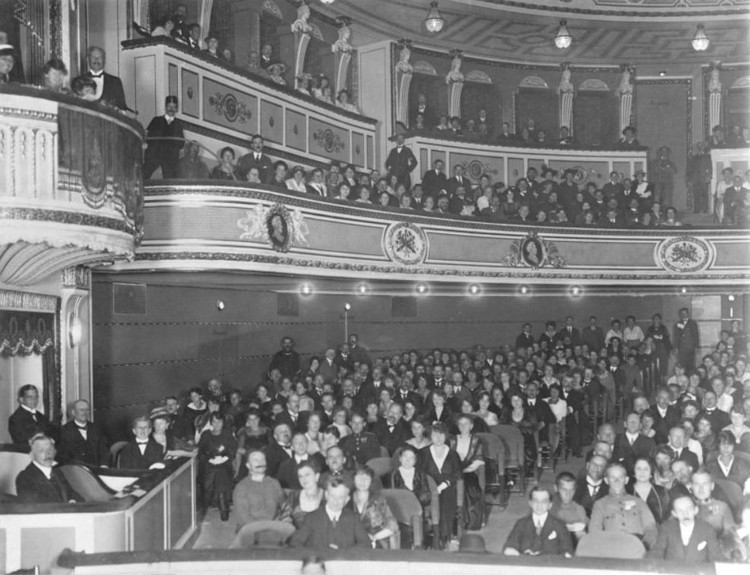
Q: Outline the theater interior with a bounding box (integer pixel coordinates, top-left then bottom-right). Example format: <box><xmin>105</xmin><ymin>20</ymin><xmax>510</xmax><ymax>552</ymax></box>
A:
<box><xmin>1</xmin><ymin>0</ymin><xmax>750</xmax><ymax>573</ymax></box>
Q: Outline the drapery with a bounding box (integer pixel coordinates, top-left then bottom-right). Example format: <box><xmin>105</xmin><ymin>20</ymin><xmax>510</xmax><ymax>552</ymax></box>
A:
<box><xmin>0</xmin><ymin>310</ymin><xmax>55</xmax><ymax>357</ymax></box>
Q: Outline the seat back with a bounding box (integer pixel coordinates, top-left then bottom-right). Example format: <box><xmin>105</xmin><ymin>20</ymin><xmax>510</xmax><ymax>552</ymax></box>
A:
<box><xmin>425</xmin><ymin>474</ymin><xmax>440</xmax><ymax>527</ymax></box>
<box><xmin>365</xmin><ymin>456</ymin><xmax>393</xmax><ymax>478</ymax></box>
<box><xmin>715</xmin><ymin>478</ymin><xmax>743</xmax><ymax>514</ymax></box>
<box><xmin>0</xmin><ymin>448</ymin><xmax>30</xmax><ymax>496</ymax></box>
<box><xmin>379</xmin><ymin>445</ymin><xmax>390</xmax><ymax>458</ymax></box>
<box><xmin>382</xmin><ymin>488</ymin><xmax>422</xmax><ymax>549</ymax></box>
<box><xmin>58</xmin><ymin>464</ymin><xmax>116</xmax><ymax>502</ymax></box>
<box><xmin>109</xmin><ymin>441</ymin><xmax>128</xmax><ymax>468</ymax></box>
<box><xmin>576</xmin><ymin>531</ymin><xmax>645</xmax><ymax>559</ymax></box>
<box><xmin>490</xmin><ymin>424</ymin><xmax>524</xmax><ymax>468</ymax></box>
<box><xmin>229</xmin><ymin>521</ymin><xmax>295</xmax><ymax>549</ymax></box>
<box><xmin>475</xmin><ymin>432</ymin><xmax>505</xmax><ymax>470</ymax></box>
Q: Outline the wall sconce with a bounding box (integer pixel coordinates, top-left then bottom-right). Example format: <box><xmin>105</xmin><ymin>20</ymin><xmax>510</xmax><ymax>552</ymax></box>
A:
<box><xmin>68</xmin><ymin>314</ymin><xmax>82</xmax><ymax>348</ymax></box>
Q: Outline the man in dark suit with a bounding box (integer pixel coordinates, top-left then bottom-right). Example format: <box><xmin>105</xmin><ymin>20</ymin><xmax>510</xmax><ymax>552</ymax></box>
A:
<box><xmin>515</xmin><ymin>323</ymin><xmax>535</xmax><ymax>350</ymax></box>
<box><xmin>290</xmin><ymin>476</ymin><xmax>370</xmax><ymax>550</ymax></box>
<box><xmin>385</xmin><ymin>134</ymin><xmax>417</xmax><ymax>188</ymax></box>
<box><xmin>143</xmin><ymin>95</ymin><xmax>184</xmax><ymax>179</ymax></box>
<box><xmin>667</xmin><ymin>426</ymin><xmax>699</xmax><ymax>471</ymax></box>
<box><xmin>373</xmin><ymin>403</ymin><xmax>411</xmax><ymax>456</ymax></box>
<box><xmin>699</xmin><ymin>391</ymin><xmax>731</xmax><ymax>432</ymax></box>
<box><xmin>612</xmin><ymin>412</ymin><xmax>656</xmax><ymax>475</ymax></box>
<box><xmin>652</xmin><ymin>388</ymin><xmax>680</xmax><ymax>445</ymax></box>
<box><xmin>673</xmin><ymin>308</ymin><xmax>700</xmax><ymax>373</ymax></box>
<box><xmin>275</xmin><ymin>394</ymin><xmax>304</xmax><ymax>434</ymax></box>
<box><xmin>334</xmin><ymin>342</ymin><xmax>354</xmax><ymax>373</ymax></box>
<box><xmin>267</xmin><ymin>336</ymin><xmax>301</xmax><ymax>380</ymax></box>
<box><xmin>561</xmin><ymin>375</ymin><xmax>585</xmax><ymax>457</ymax></box>
<box><xmin>276</xmin><ymin>433</ymin><xmax>326</xmax><ymax>489</ymax></box>
<box><xmin>648</xmin><ymin>496</ymin><xmax>721</xmax><ymax>562</ymax></box>
<box><xmin>340</xmin><ymin>413</ymin><xmax>381</xmax><ymax>465</ymax></box>
<box><xmin>16</xmin><ymin>434</ymin><xmax>82</xmax><ymax>503</ymax></box>
<box><xmin>445</xmin><ymin>164</ymin><xmax>468</xmax><ymax>196</ymax></box>
<box><xmin>581</xmin><ymin>315</ymin><xmax>605</xmax><ymax>353</ymax></box>
<box><xmin>263</xmin><ymin>422</ymin><xmax>293</xmax><ymax>479</ymax></box>
<box><xmin>573</xmin><ymin>454</ymin><xmax>609</xmax><ymax>516</ymax></box>
<box><xmin>503</xmin><ymin>486</ymin><xmax>573</xmax><ymax>556</ymax></box>
<box><xmin>118</xmin><ymin>416</ymin><xmax>164</xmax><ymax>469</ymax></box>
<box><xmin>601</xmin><ymin>171</ymin><xmax>625</xmax><ymax>202</ymax></box>
<box><xmin>237</xmin><ymin>134</ymin><xmax>273</xmax><ymax>182</ymax></box>
<box><xmin>347</xmin><ymin>333</ymin><xmax>371</xmax><ymax>368</ymax></box>
<box><xmin>9</xmin><ymin>384</ymin><xmax>56</xmax><ymax>446</ymax></box>
<box><xmin>82</xmin><ymin>46</ymin><xmax>128</xmax><ymax>110</ymax></box>
<box><xmin>556</xmin><ymin>316</ymin><xmax>580</xmax><ymax>346</ymax></box>
<box><xmin>496</xmin><ymin>122</ymin><xmax>516</xmax><ymax>145</ymax></box>
<box><xmin>318</xmin><ymin>348</ymin><xmax>339</xmax><ymax>385</ymax></box>
<box><xmin>58</xmin><ymin>399</ymin><xmax>109</xmax><ymax>466</ymax></box>
<box><xmin>525</xmin><ymin>381</ymin><xmax>555</xmax><ymax>443</ymax></box>
<box><xmin>412</xmin><ymin>93</ymin><xmax>435</xmax><ymax>128</ymax></box>
<box><xmin>421</xmin><ymin>158</ymin><xmax>448</xmax><ymax>198</ymax></box>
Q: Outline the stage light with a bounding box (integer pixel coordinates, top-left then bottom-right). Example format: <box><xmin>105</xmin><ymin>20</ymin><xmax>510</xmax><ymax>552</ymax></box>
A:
<box><xmin>216</xmin><ymin>299</ymin><xmax>225</xmax><ymax>311</ymax></box>
<box><xmin>518</xmin><ymin>285</ymin><xmax>530</xmax><ymax>296</ymax></box>
<box><xmin>679</xmin><ymin>286</ymin><xmax>688</xmax><ymax>295</ymax></box>
<box><xmin>415</xmin><ymin>282</ymin><xmax>429</xmax><ymax>295</ymax></box>
<box><xmin>467</xmin><ymin>283</ymin><xmax>482</xmax><ymax>296</ymax></box>
<box><xmin>299</xmin><ymin>282</ymin><xmax>314</xmax><ymax>296</ymax></box>
<box><xmin>344</xmin><ymin>302</ymin><xmax>352</xmax><ymax>311</ymax></box>
<box><xmin>355</xmin><ymin>283</ymin><xmax>370</xmax><ymax>296</ymax></box>
<box><xmin>569</xmin><ymin>285</ymin><xmax>583</xmax><ymax>297</ymax></box>
<box><xmin>728</xmin><ymin>295</ymin><xmax>735</xmax><ymax>302</ymax></box>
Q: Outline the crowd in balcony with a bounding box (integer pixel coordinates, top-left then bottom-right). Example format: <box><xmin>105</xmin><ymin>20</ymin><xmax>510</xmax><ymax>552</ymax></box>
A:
<box><xmin>9</xmin><ymin>307</ymin><xmax>750</xmax><ymax>560</ymax></box>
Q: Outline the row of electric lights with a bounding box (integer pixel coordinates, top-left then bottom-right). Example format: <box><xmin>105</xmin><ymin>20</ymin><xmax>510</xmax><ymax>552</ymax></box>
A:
<box><xmin>297</xmin><ymin>282</ymin><xmax>586</xmax><ymax>298</ymax></box>
<box><xmin>424</xmin><ymin>3</ymin><xmax>710</xmax><ymax>52</ymax></box>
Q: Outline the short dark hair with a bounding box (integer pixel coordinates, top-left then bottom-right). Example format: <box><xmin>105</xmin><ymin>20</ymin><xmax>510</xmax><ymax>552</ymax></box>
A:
<box><xmin>43</xmin><ymin>58</ymin><xmax>67</xmax><ymax>75</ymax></box>
<box><xmin>18</xmin><ymin>384</ymin><xmax>38</xmax><ymax>399</ymax></box>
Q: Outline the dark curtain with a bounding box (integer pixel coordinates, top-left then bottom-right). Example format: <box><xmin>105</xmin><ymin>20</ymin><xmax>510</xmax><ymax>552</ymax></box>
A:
<box><xmin>573</xmin><ymin>91</ymin><xmax>618</xmax><ymax>147</ymax></box>
<box><xmin>460</xmin><ymin>83</ymin><xmax>496</xmax><ymax>125</ymax></box>
<box><xmin>726</xmin><ymin>88</ymin><xmax>750</xmax><ymax>131</ymax></box>
<box><xmin>409</xmin><ymin>74</ymin><xmax>449</xmax><ymax>128</ymax></box>
<box><xmin>304</xmin><ymin>36</ymin><xmax>335</xmax><ymax>88</ymax></box>
<box><xmin>209</xmin><ymin>0</ymin><xmax>234</xmax><ymax>55</ymax></box>
<box><xmin>515</xmin><ymin>88</ymin><xmax>558</xmax><ymax>136</ymax></box>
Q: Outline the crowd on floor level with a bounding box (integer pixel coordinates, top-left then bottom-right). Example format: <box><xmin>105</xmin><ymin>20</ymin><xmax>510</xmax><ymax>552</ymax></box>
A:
<box><xmin>7</xmin><ymin>308</ymin><xmax>750</xmax><ymax>561</ymax></box>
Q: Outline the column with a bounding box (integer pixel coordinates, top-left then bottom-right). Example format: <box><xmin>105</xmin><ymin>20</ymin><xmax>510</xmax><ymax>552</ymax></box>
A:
<box><xmin>619</xmin><ymin>65</ymin><xmax>635</xmax><ymax>131</ymax></box>
<box><xmin>61</xmin><ymin>267</ymin><xmax>92</xmax><ymax>410</ymax></box>
<box><xmin>332</xmin><ymin>17</ymin><xmax>353</xmax><ymax>94</ymax></box>
<box><xmin>291</xmin><ymin>0</ymin><xmax>312</xmax><ymax>80</ymax></box>
<box><xmin>445</xmin><ymin>50</ymin><xmax>464</xmax><ymax>118</ymax></box>
<box><xmin>558</xmin><ymin>63</ymin><xmax>574</xmax><ymax>134</ymax></box>
<box><xmin>394</xmin><ymin>39</ymin><xmax>414</xmax><ymax>126</ymax></box>
<box><xmin>708</xmin><ymin>63</ymin><xmax>722</xmax><ymax>133</ymax></box>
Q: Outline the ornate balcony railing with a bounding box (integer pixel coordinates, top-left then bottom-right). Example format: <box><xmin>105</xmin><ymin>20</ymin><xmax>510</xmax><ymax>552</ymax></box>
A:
<box><xmin>0</xmin><ymin>86</ymin><xmax>145</xmax><ymax>286</ymax></box>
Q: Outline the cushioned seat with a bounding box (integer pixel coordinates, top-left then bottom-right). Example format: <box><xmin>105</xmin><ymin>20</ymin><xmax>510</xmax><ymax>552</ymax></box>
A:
<box><xmin>576</xmin><ymin>531</ymin><xmax>646</xmax><ymax>559</ymax></box>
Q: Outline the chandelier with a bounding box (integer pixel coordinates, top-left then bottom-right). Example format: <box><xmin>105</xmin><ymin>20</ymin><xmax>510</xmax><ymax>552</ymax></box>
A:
<box><xmin>691</xmin><ymin>25</ymin><xmax>710</xmax><ymax>52</ymax></box>
<box><xmin>425</xmin><ymin>1</ymin><xmax>444</xmax><ymax>33</ymax></box>
<box><xmin>554</xmin><ymin>20</ymin><xmax>572</xmax><ymax>49</ymax></box>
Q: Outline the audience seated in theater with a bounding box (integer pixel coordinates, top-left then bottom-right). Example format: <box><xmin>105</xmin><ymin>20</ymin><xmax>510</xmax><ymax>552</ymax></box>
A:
<box><xmin>9</xmin><ymin>384</ymin><xmax>56</xmax><ymax>446</ymax></box>
<box><xmin>15</xmin><ymin>434</ymin><xmax>82</xmax><ymax>504</ymax></box>
<box><xmin>574</xmin><ymin>454</ymin><xmax>609</xmax><ymax>516</ymax></box>
<box><xmin>237</xmin><ymin>134</ymin><xmax>273</xmax><ymax>183</ymax></box>
<box><xmin>504</xmin><ymin>486</ymin><xmax>574</xmax><ymax>556</ymax></box>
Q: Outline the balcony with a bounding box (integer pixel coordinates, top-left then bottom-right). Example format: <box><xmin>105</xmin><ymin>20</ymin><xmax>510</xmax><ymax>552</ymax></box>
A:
<box><xmin>0</xmin><ymin>86</ymin><xmax>144</xmax><ymax>286</ymax></box>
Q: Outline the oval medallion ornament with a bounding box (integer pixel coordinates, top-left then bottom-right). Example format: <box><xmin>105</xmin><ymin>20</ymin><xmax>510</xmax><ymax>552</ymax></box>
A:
<box><xmin>656</xmin><ymin>235</ymin><xmax>714</xmax><ymax>273</ymax></box>
<box><xmin>383</xmin><ymin>222</ymin><xmax>428</xmax><ymax>265</ymax></box>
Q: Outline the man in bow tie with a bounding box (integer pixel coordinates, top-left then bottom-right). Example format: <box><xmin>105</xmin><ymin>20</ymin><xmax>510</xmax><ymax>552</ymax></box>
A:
<box><xmin>265</xmin><ymin>423</ymin><xmax>294</xmax><ymax>479</ymax></box>
<box><xmin>16</xmin><ymin>434</ymin><xmax>82</xmax><ymax>503</ymax></box>
<box><xmin>385</xmin><ymin>133</ymin><xmax>417</xmax><ymax>188</ymax></box>
<box><xmin>118</xmin><ymin>416</ymin><xmax>164</xmax><ymax>469</ymax></box>
<box><xmin>9</xmin><ymin>384</ymin><xmax>56</xmax><ymax>446</ymax></box>
<box><xmin>412</xmin><ymin>93</ymin><xmax>434</xmax><ymax>128</ymax></box>
<box><xmin>237</xmin><ymin>134</ymin><xmax>274</xmax><ymax>183</ymax></box>
<box><xmin>82</xmin><ymin>46</ymin><xmax>128</xmax><ymax>110</ymax></box>
<box><xmin>374</xmin><ymin>403</ymin><xmax>411</xmax><ymax>456</ymax></box>
<box><xmin>59</xmin><ymin>399</ymin><xmax>109</xmax><ymax>466</ymax></box>
<box><xmin>574</xmin><ymin>454</ymin><xmax>609</xmax><ymax>516</ymax></box>
<box><xmin>143</xmin><ymin>95</ymin><xmax>185</xmax><ymax>179</ymax></box>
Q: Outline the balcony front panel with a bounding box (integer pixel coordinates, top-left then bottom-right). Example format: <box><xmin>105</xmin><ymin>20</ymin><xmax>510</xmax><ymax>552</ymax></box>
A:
<box><xmin>120</xmin><ymin>39</ymin><xmax>377</xmax><ymax>172</ymax></box>
<box><xmin>0</xmin><ymin>88</ymin><xmax>144</xmax><ymax>286</ymax></box>
<box><xmin>119</xmin><ymin>183</ymin><xmax>750</xmax><ymax>286</ymax></box>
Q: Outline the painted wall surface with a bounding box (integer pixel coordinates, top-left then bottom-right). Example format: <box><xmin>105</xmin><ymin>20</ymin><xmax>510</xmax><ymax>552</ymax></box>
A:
<box><xmin>91</xmin><ymin>272</ymin><xmax>740</xmax><ymax>441</ymax></box>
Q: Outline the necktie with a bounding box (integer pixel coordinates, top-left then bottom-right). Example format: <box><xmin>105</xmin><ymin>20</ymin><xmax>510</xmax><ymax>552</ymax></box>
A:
<box><xmin>388</xmin><ymin>426</ymin><xmax>395</xmax><ymax>433</ymax></box>
<box><xmin>629</xmin><ymin>435</ymin><xmax>635</xmax><ymax>446</ymax></box>
<box><xmin>255</xmin><ymin>153</ymin><xmax>260</xmax><ymax>160</ymax></box>
<box><xmin>589</xmin><ymin>483</ymin><xmax>599</xmax><ymax>496</ymax></box>
<box><xmin>31</xmin><ymin>412</ymin><xmax>38</xmax><ymax>423</ymax></box>
<box><xmin>166</xmin><ymin>117</ymin><xmax>173</xmax><ymax>124</ymax></box>
<box><xmin>535</xmin><ymin>519</ymin><xmax>543</xmax><ymax>535</ymax></box>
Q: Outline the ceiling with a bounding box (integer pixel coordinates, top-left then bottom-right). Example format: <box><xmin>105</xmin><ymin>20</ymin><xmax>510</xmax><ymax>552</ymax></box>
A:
<box><xmin>316</xmin><ymin>0</ymin><xmax>750</xmax><ymax>65</ymax></box>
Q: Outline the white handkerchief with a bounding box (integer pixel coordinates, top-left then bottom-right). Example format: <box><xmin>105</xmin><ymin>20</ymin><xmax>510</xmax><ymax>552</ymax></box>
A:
<box><xmin>548</xmin><ymin>531</ymin><xmax>557</xmax><ymax>540</ymax></box>
<box><xmin>697</xmin><ymin>541</ymin><xmax>707</xmax><ymax>551</ymax></box>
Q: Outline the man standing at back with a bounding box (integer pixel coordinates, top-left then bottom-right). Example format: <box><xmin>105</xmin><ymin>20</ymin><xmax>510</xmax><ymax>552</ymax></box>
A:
<box><xmin>237</xmin><ymin>134</ymin><xmax>273</xmax><ymax>182</ymax></box>
<box><xmin>143</xmin><ymin>95</ymin><xmax>184</xmax><ymax>179</ymax></box>
<box><xmin>9</xmin><ymin>384</ymin><xmax>55</xmax><ymax>446</ymax></box>
<box><xmin>81</xmin><ymin>46</ymin><xmax>128</xmax><ymax>110</ymax></box>
<box><xmin>268</xmin><ymin>336</ymin><xmax>301</xmax><ymax>380</ymax></box>
<box><xmin>385</xmin><ymin>134</ymin><xmax>417</xmax><ymax>188</ymax></box>
<box><xmin>673</xmin><ymin>308</ymin><xmax>699</xmax><ymax>374</ymax></box>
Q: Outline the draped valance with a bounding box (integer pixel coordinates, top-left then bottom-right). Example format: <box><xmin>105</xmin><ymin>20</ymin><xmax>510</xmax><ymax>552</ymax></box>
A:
<box><xmin>0</xmin><ymin>311</ymin><xmax>55</xmax><ymax>358</ymax></box>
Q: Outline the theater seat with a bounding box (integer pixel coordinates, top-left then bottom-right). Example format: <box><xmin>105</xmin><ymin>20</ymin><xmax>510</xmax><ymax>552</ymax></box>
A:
<box><xmin>382</xmin><ymin>488</ymin><xmax>421</xmax><ymax>549</ymax></box>
<box><xmin>109</xmin><ymin>441</ymin><xmax>128</xmax><ymax>468</ymax></box>
<box><xmin>576</xmin><ymin>531</ymin><xmax>646</xmax><ymax>559</ymax></box>
<box><xmin>490</xmin><ymin>424</ymin><xmax>526</xmax><ymax>494</ymax></box>
<box><xmin>229</xmin><ymin>521</ymin><xmax>296</xmax><ymax>548</ymax></box>
<box><xmin>714</xmin><ymin>478</ymin><xmax>743</xmax><ymax>516</ymax></box>
<box><xmin>365</xmin><ymin>457</ymin><xmax>393</xmax><ymax>479</ymax></box>
<box><xmin>58</xmin><ymin>464</ymin><xmax>116</xmax><ymax>502</ymax></box>
<box><xmin>0</xmin><ymin>447</ymin><xmax>31</xmax><ymax>497</ymax></box>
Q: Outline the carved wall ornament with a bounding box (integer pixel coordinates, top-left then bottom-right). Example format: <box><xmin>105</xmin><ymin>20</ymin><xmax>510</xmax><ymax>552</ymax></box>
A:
<box><xmin>291</xmin><ymin>0</ymin><xmax>312</xmax><ymax>35</ymax></box>
<box><xmin>383</xmin><ymin>222</ymin><xmax>428</xmax><ymax>266</ymax></box>
<box><xmin>261</xmin><ymin>0</ymin><xmax>283</xmax><ymax>19</ymax></box>
<box><xmin>208</xmin><ymin>92</ymin><xmax>253</xmax><ymax>123</ymax></box>
<box><xmin>312</xmin><ymin>128</ymin><xmax>345</xmax><ymax>154</ymax></box>
<box><xmin>395</xmin><ymin>40</ymin><xmax>413</xmax><ymax>74</ymax></box>
<box><xmin>412</xmin><ymin>60</ymin><xmax>437</xmax><ymax>76</ymax></box>
<box><xmin>332</xmin><ymin>16</ymin><xmax>353</xmax><ymax>54</ymax></box>
<box><xmin>519</xmin><ymin>75</ymin><xmax>549</xmax><ymax>89</ymax></box>
<box><xmin>446</xmin><ymin>50</ymin><xmax>464</xmax><ymax>85</ymax></box>
<box><xmin>61</xmin><ymin>266</ymin><xmax>91</xmax><ymax>290</ymax></box>
<box><xmin>465</xmin><ymin>70</ymin><xmax>492</xmax><ymax>84</ymax></box>
<box><xmin>579</xmin><ymin>78</ymin><xmax>609</xmax><ymax>91</ymax></box>
<box><xmin>656</xmin><ymin>235</ymin><xmax>715</xmax><ymax>273</ymax></box>
<box><xmin>237</xmin><ymin>203</ymin><xmax>309</xmax><ymax>253</ymax></box>
<box><xmin>505</xmin><ymin>231</ymin><xmax>566</xmax><ymax>269</ymax></box>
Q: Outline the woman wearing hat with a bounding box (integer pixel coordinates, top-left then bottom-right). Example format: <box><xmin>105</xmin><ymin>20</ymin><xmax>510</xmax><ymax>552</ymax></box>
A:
<box><xmin>267</xmin><ymin>62</ymin><xmax>287</xmax><ymax>86</ymax></box>
<box><xmin>286</xmin><ymin>165</ymin><xmax>308</xmax><ymax>193</ymax></box>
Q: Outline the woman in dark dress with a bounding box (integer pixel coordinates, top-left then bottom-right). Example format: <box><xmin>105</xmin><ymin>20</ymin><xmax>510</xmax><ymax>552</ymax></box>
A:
<box><xmin>391</xmin><ymin>445</ymin><xmax>432</xmax><ymax>512</ymax></box>
<box><xmin>426</xmin><ymin>389</ymin><xmax>452</xmax><ymax>426</ymax></box>
<box><xmin>629</xmin><ymin>457</ymin><xmax>670</xmax><ymax>523</ymax></box>
<box><xmin>288</xmin><ymin>460</ymin><xmax>325</xmax><ymax>529</ymax></box>
<box><xmin>501</xmin><ymin>392</ymin><xmax>539</xmax><ymax>477</ymax></box>
<box><xmin>419</xmin><ymin>423</ymin><xmax>461</xmax><ymax>549</ymax></box>
<box><xmin>450</xmin><ymin>414</ymin><xmax>486</xmax><ymax>530</ymax></box>
<box><xmin>235</xmin><ymin>408</ymin><xmax>269</xmax><ymax>479</ymax></box>
<box><xmin>180</xmin><ymin>387</ymin><xmax>208</xmax><ymax>444</ymax></box>
<box><xmin>198</xmin><ymin>412</ymin><xmax>237</xmax><ymax>521</ymax></box>
<box><xmin>209</xmin><ymin>146</ymin><xmax>238</xmax><ymax>180</ymax></box>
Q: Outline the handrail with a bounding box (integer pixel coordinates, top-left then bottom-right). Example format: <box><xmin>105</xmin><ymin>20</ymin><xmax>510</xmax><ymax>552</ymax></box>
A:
<box><xmin>120</xmin><ymin>37</ymin><xmax>377</xmax><ymax>125</ymax></box>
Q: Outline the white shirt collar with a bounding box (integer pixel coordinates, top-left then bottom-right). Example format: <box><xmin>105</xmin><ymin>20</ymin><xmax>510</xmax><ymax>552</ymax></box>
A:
<box><xmin>21</xmin><ymin>404</ymin><xmax>38</xmax><ymax>415</ymax></box>
<box><xmin>33</xmin><ymin>461</ymin><xmax>53</xmax><ymax>479</ymax></box>
<box><xmin>679</xmin><ymin>521</ymin><xmax>695</xmax><ymax>546</ymax></box>
<box><xmin>532</xmin><ymin>512</ymin><xmax>548</xmax><ymax>527</ymax></box>
<box><xmin>325</xmin><ymin>505</ymin><xmax>341</xmax><ymax>523</ymax></box>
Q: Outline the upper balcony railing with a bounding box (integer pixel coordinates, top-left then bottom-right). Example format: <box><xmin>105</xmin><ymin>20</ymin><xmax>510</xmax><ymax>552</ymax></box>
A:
<box><xmin>120</xmin><ymin>38</ymin><xmax>378</xmax><ymax>174</ymax></box>
<box><xmin>0</xmin><ymin>85</ymin><xmax>144</xmax><ymax>286</ymax></box>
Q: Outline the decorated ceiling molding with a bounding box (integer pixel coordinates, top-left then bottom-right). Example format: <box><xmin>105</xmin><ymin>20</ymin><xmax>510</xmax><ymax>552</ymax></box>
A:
<box><xmin>319</xmin><ymin>0</ymin><xmax>750</xmax><ymax>64</ymax></box>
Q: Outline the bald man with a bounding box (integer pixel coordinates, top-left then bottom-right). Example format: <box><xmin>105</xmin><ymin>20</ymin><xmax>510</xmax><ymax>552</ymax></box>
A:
<box><xmin>58</xmin><ymin>399</ymin><xmax>109</xmax><ymax>466</ymax></box>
